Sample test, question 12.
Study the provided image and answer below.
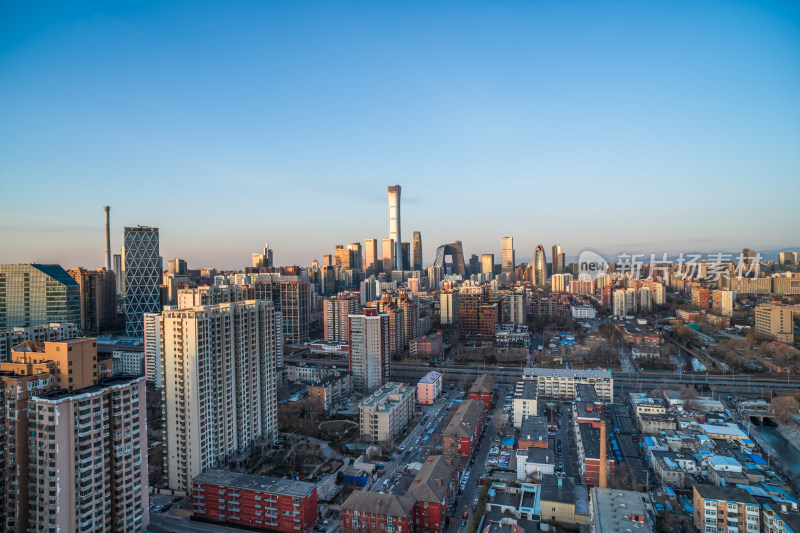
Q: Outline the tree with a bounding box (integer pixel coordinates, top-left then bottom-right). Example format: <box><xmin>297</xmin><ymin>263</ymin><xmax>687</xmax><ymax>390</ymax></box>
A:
<box><xmin>770</xmin><ymin>396</ymin><xmax>800</xmax><ymax>423</ymax></box>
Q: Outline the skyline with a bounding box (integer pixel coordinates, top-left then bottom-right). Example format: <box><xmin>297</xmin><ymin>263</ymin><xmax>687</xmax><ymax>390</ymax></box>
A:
<box><xmin>2</xmin><ymin>1</ymin><xmax>800</xmax><ymax>269</ymax></box>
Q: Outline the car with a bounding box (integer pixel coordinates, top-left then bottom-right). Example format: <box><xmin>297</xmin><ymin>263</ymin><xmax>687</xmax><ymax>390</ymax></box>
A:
<box><xmin>399</xmin><ymin>445</ymin><xmax>405</xmax><ymax>451</ymax></box>
<box><xmin>474</xmin><ymin>496</ymin><xmax>479</xmax><ymax>506</ymax></box>
<box><xmin>325</xmin><ymin>510</ymin><xmax>333</xmax><ymax>519</ymax></box>
<box><xmin>169</xmin><ymin>497</ymin><xmax>182</xmax><ymax>505</ymax></box>
<box><xmin>153</xmin><ymin>505</ymin><xmax>169</xmax><ymax>513</ymax></box>
<box><xmin>461</xmin><ymin>520</ymin><xmax>467</xmax><ymax>528</ymax></box>
<box><xmin>463</xmin><ymin>511</ymin><xmax>469</xmax><ymax>519</ymax></box>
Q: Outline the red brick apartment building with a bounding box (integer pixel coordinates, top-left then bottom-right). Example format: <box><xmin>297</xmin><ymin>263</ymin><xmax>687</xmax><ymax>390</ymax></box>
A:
<box><xmin>342</xmin><ymin>491</ymin><xmax>415</xmax><ymax>533</ymax></box>
<box><xmin>408</xmin><ymin>455</ymin><xmax>460</xmax><ymax>533</ymax></box>
<box><xmin>469</xmin><ymin>373</ymin><xmax>495</xmax><ymax>411</ymax></box>
<box><xmin>443</xmin><ymin>399</ymin><xmax>486</xmax><ymax>458</ymax></box>
<box><xmin>192</xmin><ymin>470</ymin><xmax>318</xmax><ymax>533</ymax></box>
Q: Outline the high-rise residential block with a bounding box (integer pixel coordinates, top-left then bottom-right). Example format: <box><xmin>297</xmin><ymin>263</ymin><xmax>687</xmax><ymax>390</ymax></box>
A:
<box><xmin>712</xmin><ymin>289</ymin><xmax>734</xmax><ymax>317</ymax></box>
<box><xmin>253</xmin><ymin>276</ymin><xmax>310</xmax><ymax>346</ymax></box>
<box><xmin>412</xmin><ymin>231</ymin><xmax>422</xmax><ymax>271</ymax></box>
<box><xmin>28</xmin><ymin>376</ymin><xmax>149</xmax><ymax>532</ymax></box>
<box><xmin>123</xmin><ymin>226</ymin><xmax>161</xmax><ymax>337</ymax></box>
<box><xmin>509</xmin><ymin>290</ymin><xmax>527</xmax><ymax>325</ymax></box>
<box><xmin>458</xmin><ymin>285</ymin><xmax>486</xmax><ymax>341</ymax></box>
<box><xmin>161</xmin><ymin>301</ymin><xmax>281</xmax><ymax>493</ymax></box>
<box><xmin>639</xmin><ymin>286</ymin><xmax>652</xmax><ymax>312</ymax></box>
<box><xmin>613</xmin><ymin>289</ymin><xmax>627</xmax><ymax>316</ymax></box>
<box><xmin>427</xmin><ymin>265</ymin><xmax>443</xmax><ymax>290</ymax></box>
<box><xmin>143</xmin><ymin>312</ymin><xmax>163</xmax><ymax>389</ymax></box>
<box><xmin>0</xmin><ymin>339</ymin><xmax>148</xmax><ymax>533</ymax></box>
<box><xmin>324</xmin><ymin>294</ymin><xmax>360</xmax><ymax>342</ymax></box>
<box><xmin>348</xmin><ymin>309</ymin><xmax>390</xmax><ymax>392</ymax></box>
<box><xmin>0</xmin><ymin>264</ymin><xmax>81</xmax><ymax>330</ymax></box>
<box><xmin>501</xmin><ymin>237</ymin><xmax>515</xmax><ymax>280</ymax></box>
<box><xmin>382</xmin><ymin>238</ymin><xmax>396</xmax><ymax>274</ymax></box>
<box><xmin>551</xmin><ymin>273</ymin><xmax>573</xmax><ymax>293</ymax></box>
<box><xmin>364</xmin><ymin>239</ymin><xmax>379</xmax><ymax>275</ymax></box>
<box><xmin>439</xmin><ymin>289</ymin><xmax>459</xmax><ymax>325</ymax></box>
<box><xmin>67</xmin><ymin>267</ymin><xmax>117</xmax><ymax>335</ymax></box>
<box><xmin>533</xmin><ymin>244</ymin><xmax>547</xmax><ymax>286</ymax></box>
<box><xmin>691</xmin><ymin>286</ymin><xmax>710</xmax><ymax>309</ymax></box>
<box><xmin>387</xmin><ymin>185</ymin><xmax>402</xmax><ymax>271</ymax></box>
<box><xmin>552</xmin><ymin>244</ymin><xmax>565</xmax><ymax>275</ymax></box>
<box><xmin>754</xmin><ymin>304</ymin><xmax>794</xmax><ymax>344</ymax></box>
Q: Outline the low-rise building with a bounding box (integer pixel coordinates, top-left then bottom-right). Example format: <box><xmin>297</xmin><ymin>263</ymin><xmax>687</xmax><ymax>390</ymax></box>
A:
<box><xmin>590</xmin><ymin>488</ymin><xmax>654</xmax><ymax>533</ymax></box>
<box><xmin>342</xmin><ymin>491</ymin><xmax>416</xmax><ymax>533</ymax></box>
<box><xmin>359</xmin><ymin>382</ymin><xmax>416</xmax><ymax>443</ymax></box>
<box><xmin>571</xmin><ymin>305</ymin><xmax>597</xmax><ymax>319</ymax></box>
<box><xmin>443</xmin><ymin>399</ymin><xmax>485</xmax><ymax>458</ymax></box>
<box><xmin>308</xmin><ymin>370</ymin><xmax>352</xmax><ymax>412</ymax></box>
<box><xmin>512</xmin><ymin>380</ymin><xmax>539</xmax><ymax>428</ymax></box>
<box><xmin>469</xmin><ymin>373</ymin><xmax>494</xmax><ymax>411</ymax></box>
<box><xmin>515</xmin><ymin>447</ymin><xmax>555</xmax><ymax>481</ymax></box>
<box><xmin>407</xmin><ymin>455</ymin><xmax>460</xmax><ymax>533</ymax></box>
<box><xmin>539</xmin><ymin>475</ymin><xmax>589</xmax><ymax>526</ymax></box>
<box><xmin>410</xmin><ymin>332</ymin><xmax>443</xmax><ymax>358</ymax></box>
<box><xmin>692</xmin><ymin>484</ymin><xmax>760</xmax><ymax>533</ymax></box>
<box><xmin>639</xmin><ymin>414</ymin><xmax>677</xmax><ymax>434</ymax></box>
<box><xmin>518</xmin><ymin>416</ymin><xmax>549</xmax><ymax>450</ymax></box>
<box><xmin>192</xmin><ymin>470</ymin><xmax>318</xmax><ymax>533</ymax></box>
<box><xmin>522</xmin><ymin>368</ymin><xmax>613</xmax><ymax>402</ymax></box>
<box><xmin>417</xmin><ymin>371</ymin><xmax>443</xmax><ymax>405</ymax></box>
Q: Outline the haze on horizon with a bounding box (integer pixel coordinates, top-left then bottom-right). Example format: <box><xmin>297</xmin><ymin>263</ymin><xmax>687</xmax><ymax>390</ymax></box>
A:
<box><xmin>1</xmin><ymin>1</ymin><xmax>799</xmax><ymax>270</ymax></box>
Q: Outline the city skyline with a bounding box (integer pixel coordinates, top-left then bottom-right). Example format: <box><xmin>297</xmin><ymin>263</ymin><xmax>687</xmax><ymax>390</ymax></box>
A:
<box><xmin>2</xmin><ymin>1</ymin><xmax>799</xmax><ymax>269</ymax></box>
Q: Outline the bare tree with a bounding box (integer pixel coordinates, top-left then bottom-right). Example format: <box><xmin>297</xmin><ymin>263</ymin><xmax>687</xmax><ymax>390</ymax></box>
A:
<box><xmin>770</xmin><ymin>396</ymin><xmax>800</xmax><ymax>423</ymax></box>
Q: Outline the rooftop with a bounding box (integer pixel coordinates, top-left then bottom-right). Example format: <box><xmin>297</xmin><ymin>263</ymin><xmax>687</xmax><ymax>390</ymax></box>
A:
<box><xmin>523</xmin><ymin>368</ymin><xmax>612</xmax><ymax>379</ymax></box>
<box><xmin>540</xmin><ymin>474</ymin><xmax>576</xmax><ymax>504</ymax></box>
<box><xmin>342</xmin><ymin>490</ymin><xmax>416</xmax><ymax>516</ymax></box>
<box><xmin>419</xmin><ymin>371</ymin><xmax>443</xmax><ymax>385</ymax></box>
<box><xmin>519</xmin><ymin>417</ymin><xmax>548</xmax><ymax>443</ymax></box>
<box><xmin>693</xmin><ymin>483</ymin><xmax>758</xmax><ymax>505</ymax></box>
<box><xmin>470</xmin><ymin>373</ymin><xmax>495</xmax><ymax>394</ymax></box>
<box><xmin>193</xmin><ymin>470</ymin><xmax>316</xmax><ymax>498</ymax></box>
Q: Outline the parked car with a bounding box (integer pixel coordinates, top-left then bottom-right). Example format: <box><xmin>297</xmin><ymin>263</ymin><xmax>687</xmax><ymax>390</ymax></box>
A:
<box><xmin>461</xmin><ymin>520</ymin><xmax>467</xmax><ymax>528</ymax></box>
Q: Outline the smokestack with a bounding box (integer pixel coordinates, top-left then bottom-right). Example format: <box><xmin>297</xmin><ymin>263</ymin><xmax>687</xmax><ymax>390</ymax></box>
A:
<box><xmin>104</xmin><ymin>206</ymin><xmax>111</xmax><ymax>270</ymax></box>
<box><xmin>599</xmin><ymin>420</ymin><xmax>608</xmax><ymax>488</ymax></box>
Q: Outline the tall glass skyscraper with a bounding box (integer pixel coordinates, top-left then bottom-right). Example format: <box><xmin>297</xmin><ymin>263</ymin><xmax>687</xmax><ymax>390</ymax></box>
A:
<box><xmin>0</xmin><ymin>264</ymin><xmax>80</xmax><ymax>330</ymax></box>
<box><xmin>534</xmin><ymin>244</ymin><xmax>547</xmax><ymax>286</ymax></box>
<box><xmin>501</xmin><ymin>236</ymin><xmax>515</xmax><ymax>280</ymax></box>
<box><xmin>123</xmin><ymin>226</ymin><xmax>161</xmax><ymax>337</ymax></box>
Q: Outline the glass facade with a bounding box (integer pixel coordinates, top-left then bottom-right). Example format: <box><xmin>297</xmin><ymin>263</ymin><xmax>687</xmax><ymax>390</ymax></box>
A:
<box><xmin>0</xmin><ymin>264</ymin><xmax>80</xmax><ymax>329</ymax></box>
<box><xmin>123</xmin><ymin>227</ymin><xmax>161</xmax><ymax>337</ymax></box>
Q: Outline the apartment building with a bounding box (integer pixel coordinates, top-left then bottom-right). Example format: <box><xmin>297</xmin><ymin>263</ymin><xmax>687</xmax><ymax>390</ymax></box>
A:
<box><xmin>469</xmin><ymin>373</ymin><xmax>494</xmax><ymax>411</ymax></box>
<box><xmin>522</xmin><ymin>368</ymin><xmax>613</xmax><ymax>402</ymax></box>
<box><xmin>308</xmin><ymin>371</ymin><xmax>352</xmax><ymax>412</ymax></box>
<box><xmin>359</xmin><ymin>382</ymin><xmax>415</xmax><ymax>443</ymax></box>
<box><xmin>342</xmin><ymin>491</ymin><xmax>415</xmax><ymax>533</ymax></box>
<box><xmin>324</xmin><ymin>294</ymin><xmax>360</xmax><ymax>342</ymax></box>
<box><xmin>0</xmin><ymin>264</ymin><xmax>81</xmax><ymax>330</ymax></box>
<box><xmin>349</xmin><ymin>309</ymin><xmax>391</xmax><ymax>393</ymax></box>
<box><xmin>0</xmin><ymin>322</ymin><xmax>79</xmax><ymax>362</ymax></box>
<box><xmin>692</xmin><ymin>484</ymin><xmax>760</xmax><ymax>533</ymax></box>
<box><xmin>67</xmin><ymin>267</ymin><xmax>117</xmax><ymax>335</ymax></box>
<box><xmin>755</xmin><ymin>304</ymin><xmax>795</xmax><ymax>344</ymax></box>
<box><xmin>443</xmin><ymin>399</ymin><xmax>485</xmax><ymax>458</ymax></box>
<box><xmin>407</xmin><ymin>455</ymin><xmax>459</xmax><ymax>533</ymax></box>
<box><xmin>712</xmin><ymin>290</ymin><xmax>734</xmax><ymax>317</ymax></box>
<box><xmin>590</xmin><ymin>488</ymin><xmax>654</xmax><ymax>533</ymax></box>
<box><xmin>417</xmin><ymin>371</ymin><xmax>443</xmax><ymax>405</ymax></box>
<box><xmin>512</xmin><ymin>380</ymin><xmax>539</xmax><ymax>428</ymax></box>
<box><xmin>439</xmin><ymin>289</ymin><xmax>459</xmax><ymax>325</ymax></box>
<box><xmin>28</xmin><ymin>376</ymin><xmax>149</xmax><ymax>532</ymax></box>
<box><xmin>192</xmin><ymin>470</ymin><xmax>318</xmax><ymax>533</ymax></box>
<box><xmin>161</xmin><ymin>301</ymin><xmax>281</xmax><ymax>493</ymax></box>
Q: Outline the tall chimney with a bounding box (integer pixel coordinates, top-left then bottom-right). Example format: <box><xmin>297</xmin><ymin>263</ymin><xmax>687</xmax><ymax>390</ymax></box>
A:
<box><xmin>599</xmin><ymin>420</ymin><xmax>608</xmax><ymax>488</ymax></box>
<box><xmin>104</xmin><ymin>206</ymin><xmax>111</xmax><ymax>270</ymax></box>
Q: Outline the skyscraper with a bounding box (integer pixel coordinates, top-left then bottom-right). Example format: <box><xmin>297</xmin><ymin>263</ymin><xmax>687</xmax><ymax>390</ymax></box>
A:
<box><xmin>387</xmin><ymin>185</ymin><xmax>402</xmax><ymax>270</ymax></box>
<box><xmin>161</xmin><ymin>301</ymin><xmax>281</xmax><ymax>493</ymax></box>
<box><xmin>481</xmin><ymin>254</ymin><xmax>495</xmax><ymax>274</ymax></box>
<box><xmin>552</xmin><ymin>244</ymin><xmax>565</xmax><ymax>275</ymax></box>
<box><xmin>123</xmin><ymin>226</ymin><xmax>161</xmax><ymax>337</ymax></box>
<box><xmin>533</xmin><ymin>245</ymin><xmax>547</xmax><ymax>286</ymax></box>
<box><xmin>252</xmin><ymin>243</ymin><xmax>273</xmax><ymax>269</ymax></box>
<box><xmin>67</xmin><ymin>267</ymin><xmax>117</xmax><ymax>335</ymax></box>
<box><xmin>508</xmin><ymin>290</ymin><xmax>526</xmax><ymax>325</ymax></box>
<box><xmin>0</xmin><ymin>264</ymin><xmax>81</xmax><ymax>330</ymax></box>
<box><xmin>348</xmin><ymin>242</ymin><xmax>363</xmax><ymax>272</ymax></box>
<box><xmin>412</xmin><ymin>231</ymin><xmax>423</xmax><ymax>271</ymax></box>
<box><xmin>364</xmin><ymin>239</ymin><xmax>379</xmax><ymax>275</ymax></box>
<box><xmin>501</xmin><ymin>237</ymin><xmax>515</xmax><ymax>280</ymax></box>
<box><xmin>401</xmin><ymin>242</ymin><xmax>411</xmax><ymax>271</ymax></box>
<box><xmin>348</xmin><ymin>309</ymin><xmax>391</xmax><ymax>392</ymax></box>
<box><xmin>382</xmin><ymin>238</ymin><xmax>396</xmax><ymax>274</ymax></box>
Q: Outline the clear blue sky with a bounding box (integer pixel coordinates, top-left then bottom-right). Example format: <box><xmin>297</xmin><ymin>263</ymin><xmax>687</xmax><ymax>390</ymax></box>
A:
<box><xmin>1</xmin><ymin>0</ymin><xmax>798</xmax><ymax>269</ymax></box>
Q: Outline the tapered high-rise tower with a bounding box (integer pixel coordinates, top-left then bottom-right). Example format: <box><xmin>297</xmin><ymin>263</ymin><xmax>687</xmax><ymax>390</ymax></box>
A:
<box><xmin>387</xmin><ymin>185</ymin><xmax>402</xmax><ymax>270</ymax></box>
<box><xmin>501</xmin><ymin>236</ymin><xmax>515</xmax><ymax>281</ymax></box>
<box><xmin>412</xmin><ymin>231</ymin><xmax>422</xmax><ymax>270</ymax></box>
<box><xmin>104</xmin><ymin>206</ymin><xmax>111</xmax><ymax>270</ymax></box>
